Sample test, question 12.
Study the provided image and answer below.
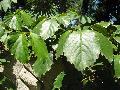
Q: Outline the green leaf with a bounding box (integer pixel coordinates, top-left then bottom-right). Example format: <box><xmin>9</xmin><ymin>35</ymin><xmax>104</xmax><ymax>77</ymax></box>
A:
<box><xmin>11</xmin><ymin>34</ymin><xmax>29</xmax><ymax>63</ymax></box>
<box><xmin>91</xmin><ymin>24</ymin><xmax>108</xmax><ymax>36</ymax></box>
<box><xmin>114</xmin><ymin>55</ymin><xmax>120</xmax><ymax>78</ymax></box>
<box><xmin>33</xmin><ymin>18</ymin><xmax>46</xmax><ymax>34</ymax></box>
<box><xmin>30</xmin><ymin>33</ymin><xmax>52</xmax><ymax>76</ymax></box>
<box><xmin>1</xmin><ymin>0</ymin><xmax>11</xmax><ymax>12</ymax></box>
<box><xmin>0</xmin><ymin>27</ymin><xmax>4</xmax><ymax>38</ymax></box>
<box><xmin>57</xmin><ymin>11</ymin><xmax>78</xmax><ymax>27</ymax></box>
<box><xmin>96</xmin><ymin>32</ymin><xmax>113</xmax><ymax>62</ymax></box>
<box><xmin>52</xmin><ymin>72</ymin><xmax>65</xmax><ymax>90</ymax></box>
<box><xmin>33</xmin><ymin>19</ymin><xmax>59</xmax><ymax>40</ymax></box>
<box><xmin>56</xmin><ymin>31</ymin><xmax>71</xmax><ymax>58</ymax></box>
<box><xmin>9</xmin><ymin>15</ymin><xmax>22</xmax><ymax>30</ymax></box>
<box><xmin>80</xmin><ymin>16</ymin><xmax>86</xmax><ymax>24</ymax></box>
<box><xmin>20</xmin><ymin>11</ymin><xmax>33</xmax><ymax>26</ymax></box>
<box><xmin>0</xmin><ymin>33</ymin><xmax>8</xmax><ymax>43</ymax></box>
<box><xmin>40</xmin><ymin>19</ymin><xmax>59</xmax><ymax>40</ymax></box>
<box><xmin>0</xmin><ymin>59</ymin><xmax>6</xmax><ymax>63</ymax></box>
<box><xmin>97</xmin><ymin>21</ymin><xmax>111</xmax><ymax>28</ymax></box>
<box><xmin>57</xmin><ymin>30</ymin><xmax>113</xmax><ymax>71</ymax></box>
<box><xmin>114</xmin><ymin>36</ymin><xmax>120</xmax><ymax>43</ymax></box>
<box><xmin>11</xmin><ymin>0</ymin><xmax>17</xmax><ymax>3</ymax></box>
<box><xmin>57</xmin><ymin>30</ymin><xmax>100</xmax><ymax>71</ymax></box>
<box><xmin>0</xmin><ymin>3</ymin><xmax>2</xmax><ymax>10</ymax></box>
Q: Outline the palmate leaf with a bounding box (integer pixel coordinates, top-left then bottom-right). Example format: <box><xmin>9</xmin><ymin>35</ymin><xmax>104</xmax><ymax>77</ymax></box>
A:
<box><xmin>11</xmin><ymin>34</ymin><xmax>29</xmax><ymax>63</ymax></box>
<box><xmin>114</xmin><ymin>55</ymin><xmax>120</xmax><ymax>78</ymax></box>
<box><xmin>52</xmin><ymin>72</ymin><xmax>65</xmax><ymax>90</ymax></box>
<box><xmin>33</xmin><ymin>19</ymin><xmax>59</xmax><ymax>40</ymax></box>
<box><xmin>30</xmin><ymin>32</ymin><xmax>52</xmax><ymax>76</ymax></box>
<box><xmin>56</xmin><ymin>30</ymin><xmax>113</xmax><ymax>71</ymax></box>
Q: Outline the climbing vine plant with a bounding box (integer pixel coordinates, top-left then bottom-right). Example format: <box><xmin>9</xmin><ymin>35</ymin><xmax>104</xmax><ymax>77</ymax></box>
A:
<box><xmin>1</xmin><ymin>0</ymin><xmax>120</xmax><ymax>89</ymax></box>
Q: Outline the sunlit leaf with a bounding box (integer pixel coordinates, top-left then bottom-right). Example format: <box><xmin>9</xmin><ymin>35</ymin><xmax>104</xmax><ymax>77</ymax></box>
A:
<box><xmin>57</xmin><ymin>30</ymin><xmax>113</xmax><ymax>71</ymax></box>
<box><xmin>9</xmin><ymin>15</ymin><xmax>22</xmax><ymax>30</ymax></box>
<box><xmin>11</xmin><ymin>0</ymin><xmax>17</xmax><ymax>3</ymax></box>
<box><xmin>1</xmin><ymin>0</ymin><xmax>11</xmax><ymax>12</ymax></box>
<box><xmin>57</xmin><ymin>30</ymin><xmax>100</xmax><ymax>71</ymax></box>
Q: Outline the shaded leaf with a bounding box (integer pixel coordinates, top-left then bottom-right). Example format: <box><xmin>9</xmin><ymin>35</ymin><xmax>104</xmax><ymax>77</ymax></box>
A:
<box><xmin>91</xmin><ymin>24</ymin><xmax>108</xmax><ymax>36</ymax></box>
<box><xmin>52</xmin><ymin>72</ymin><xmax>65</xmax><ymax>90</ymax></box>
<box><xmin>11</xmin><ymin>34</ymin><xmax>29</xmax><ymax>63</ymax></box>
<box><xmin>56</xmin><ymin>31</ymin><xmax>71</xmax><ymax>58</ymax></box>
<box><xmin>96</xmin><ymin>32</ymin><xmax>113</xmax><ymax>62</ymax></box>
<box><xmin>114</xmin><ymin>55</ymin><xmax>120</xmax><ymax>78</ymax></box>
<box><xmin>20</xmin><ymin>11</ymin><xmax>33</xmax><ymax>26</ymax></box>
<box><xmin>30</xmin><ymin>33</ymin><xmax>52</xmax><ymax>76</ymax></box>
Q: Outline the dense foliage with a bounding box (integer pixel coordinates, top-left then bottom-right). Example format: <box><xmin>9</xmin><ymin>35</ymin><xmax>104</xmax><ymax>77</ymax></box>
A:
<box><xmin>1</xmin><ymin>0</ymin><xmax>120</xmax><ymax>90</ymax></box>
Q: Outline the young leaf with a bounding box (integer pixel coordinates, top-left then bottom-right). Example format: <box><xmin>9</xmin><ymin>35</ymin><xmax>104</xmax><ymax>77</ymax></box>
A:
<box><xmin>52</xmin><ymin>72</ymin><xmax>65</xmax><ymax>90</ymax></box>
<box><xmin>114</xmin><ymin>55</ymin><xmax>120</xmax><ymax>78</ymax></box>
<box><xmin>30</xmin><ymin>33</ymin><xmax>52</xmax><ymax>76</ymax></box>
<box><xmin>57</xmin><ymin>30</ymin><xmax>100</xmax><ymax>71</ymax></box>
<box><xmin>11</xmin><ymin>34</ymin><xmax>29</xmax><ymax>63</ymax></box>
